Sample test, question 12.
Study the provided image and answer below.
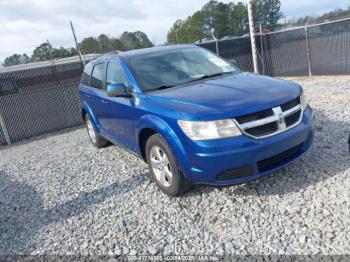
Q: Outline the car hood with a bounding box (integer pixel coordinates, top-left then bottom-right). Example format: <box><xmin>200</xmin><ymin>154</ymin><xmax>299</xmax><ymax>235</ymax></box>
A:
<box><xmin>147</xmin><ymin>72</ymin><xmax>301</xmax><ymax>120</ymax></box>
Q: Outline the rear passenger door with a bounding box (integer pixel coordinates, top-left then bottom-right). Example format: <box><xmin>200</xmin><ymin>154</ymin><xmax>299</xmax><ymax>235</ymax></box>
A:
<box><xmin>84</xmin><ymin>63</ymin><xmax>112</xmax><ymax>134</ymax></box>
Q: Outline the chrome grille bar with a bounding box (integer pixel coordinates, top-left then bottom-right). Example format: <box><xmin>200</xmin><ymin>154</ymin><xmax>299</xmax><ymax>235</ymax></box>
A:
<box><xmin>234</xmin><ymin>98</ymin><xmax>303</xmax><ymax>139</ymax></box>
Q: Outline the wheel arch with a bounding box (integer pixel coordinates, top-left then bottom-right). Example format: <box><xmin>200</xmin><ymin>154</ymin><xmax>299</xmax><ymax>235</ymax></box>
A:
<box><xmin>136</xmin><ymin>115</ymin><xmax>190</xmax><ymax>179</ymax></box>
<box><xmin>81</xmin><ymin>101</ymin><xmax>101</xmax><ymax>132</ymax></box>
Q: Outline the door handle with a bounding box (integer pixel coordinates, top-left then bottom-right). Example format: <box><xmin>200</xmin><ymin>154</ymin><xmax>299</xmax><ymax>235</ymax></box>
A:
<box><xmin>102</xmin><ymin>100</ymin><xmax>109</xmax><ymax>104</ymax></box>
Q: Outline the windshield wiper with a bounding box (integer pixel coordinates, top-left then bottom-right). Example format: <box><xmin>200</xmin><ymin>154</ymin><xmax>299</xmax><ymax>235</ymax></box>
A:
<box><xmin>145</xmin><ymin>72</ymin><xmax>234</xmax><ymax>92</ymax></box>
<box><xmin>197</xmin><ymin>71</ymin><xmax>234</xmax><ymax>80</ymax></box>
<box><xmin>184</xmin><ymin>71</ymin><xmax>234</xmax><ymax>84</ymax></box>
<box><xmin>146</xmin><ymin>84</ymin><xmax>176</xmax><ymax>92</ymax></box>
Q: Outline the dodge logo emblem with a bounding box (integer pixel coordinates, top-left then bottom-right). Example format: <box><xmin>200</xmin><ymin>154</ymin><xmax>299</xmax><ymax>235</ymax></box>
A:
<box><xmin>278</xmin><ymin>113</ymin><xmax>284</xmax><ymax>124</ymax></box>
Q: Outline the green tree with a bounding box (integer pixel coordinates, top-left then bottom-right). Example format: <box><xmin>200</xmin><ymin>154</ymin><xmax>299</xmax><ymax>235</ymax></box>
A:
<box><xmin>31</xmin><ymin>43</ymin><xmax>76</xmax><ymax>61</ymax></box>
<box><xmin>3</xmin><ymin>53</ymin><xmax>31</xmax><ymax>66</ymax></box>
<box><xmin>167</xmin><ymin>19</ymin><xmax>184</xmax><ymax>44</ymax></box>
<box><xmin>110</xmin><ymin>38</ymin><xmax>123</xmax><ymax>51</ymax></box>
<box><xmin>134</xmin><ymin>31</ymin><xmax>153</xmax><ymax>48</ymax></box>
<box><xmin>51</xmin><ymin>47</ymin><xmax>76</xmax><ymax>59</ymax></box>
<box><xmin>230</xmin><ymin>2</ymin><xmax>248</xmax><ymax>36</ymax></box>
<box><xmin>98</xmin><ymin>34</ymin><xmax>111</xmax><ymax>53</ymax></box>
<box><xmin>167</xmin><ymin>11</ymin><xmax>207</xmax><ymax>44</ymax></box>
<box><xmin>31</xmin><ymin>43</ymin><xmax>52</xmax><ymax>62</ymax></box>
<box><xmin>79</xmin><ymin>37</ymin><xmax>100</xmax><ymax>54</ymax></box>
<box><xmin>167</xmin><ymin>0</ymin><xmax>284</xmax><ymax>43</ymax></box>
<box><xmin>120</xmin><ymin>31</ymin><xmax>153</xmax><ymax>50</ymax></box>
<box><xmin>2</xmin><ymin>31</ymin><xmax>153</xmax><ymax>66</ymax></box>
<box><xmin>252</xmin><ymin>0</ymin><xmax>283</xmax><ymax>30</ymax></box>
<box><xmin>120</xmin><ymin>32</ymin><xmax>139</xmax><ymax>50</ymax></box>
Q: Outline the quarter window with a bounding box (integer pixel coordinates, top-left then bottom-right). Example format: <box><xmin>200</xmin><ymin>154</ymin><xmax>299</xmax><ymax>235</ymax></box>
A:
<box><xmin>91</xmin><ymin>63</ymin><xmax>105</xmax><ymax>89</ymax></box>
<box><xmin>80</xmin><ymin>63</ymin><xmax>93</xmax><ymax>86</ymax></box>
<box><xmin>106</xmin><ymin>62</ymin><xmax>128</xmax><ymax>85</ymax></box>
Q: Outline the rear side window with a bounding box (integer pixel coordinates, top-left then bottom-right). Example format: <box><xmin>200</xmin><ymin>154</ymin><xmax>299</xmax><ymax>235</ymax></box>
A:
<box><xmin>91</xmin><ymin>63</ymin><xmax>105</xmax><ymax>89</ymax></box>
<box><xmin>80</xmin><ymin>63</ymin><xmax>93</xmax><ymax>86</ymax></box>
<box><xmin>106</xmin><ymin>62</ymin><xmax>128</xmax><ymax>85</ymax></box>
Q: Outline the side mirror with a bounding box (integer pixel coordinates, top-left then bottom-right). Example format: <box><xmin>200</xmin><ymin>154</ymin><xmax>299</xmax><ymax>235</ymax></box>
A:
<box><xmin>106</xmin><ymin>83</ymin><xmax>127</xmax><ymax>97</ymax></box>
<box><xmin>228</xmin><ymin>58</ymin><xmax>238</xmax><ymax>67</ymax></box>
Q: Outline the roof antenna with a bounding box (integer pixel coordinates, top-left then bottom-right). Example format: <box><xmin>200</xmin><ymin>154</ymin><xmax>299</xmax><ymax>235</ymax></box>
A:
<box><xmin>70</xmin><ymin>20</ymin><xmax>85</xmax><ymax>67</ymax></box>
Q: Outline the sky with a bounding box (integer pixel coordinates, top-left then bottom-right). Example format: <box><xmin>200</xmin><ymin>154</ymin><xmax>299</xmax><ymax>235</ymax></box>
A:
<box><xmin>0</xmin><ymin>0</ymin><xmax>349</xmax><ymax>62</ymax></box>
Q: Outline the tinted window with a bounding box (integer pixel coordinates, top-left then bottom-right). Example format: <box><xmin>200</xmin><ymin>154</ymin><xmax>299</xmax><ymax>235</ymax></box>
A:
<box><xmin>106</xmin><ymin>62</ymin><xmax>128</xmax><ymax>85</ymax></box>
<box><xmin>91</xmin><ymin>63</ymin><xmax>105</xmax><ymax>89</ymax></box>
<box><xmin>81</xmin><ymin>63</ymin><xmax>93</xmax><ymax>85</ymax></box>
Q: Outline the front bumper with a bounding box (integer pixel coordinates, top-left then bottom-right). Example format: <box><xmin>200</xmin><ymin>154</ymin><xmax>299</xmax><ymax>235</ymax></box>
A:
<box><xmin>179</xmin><ymin>106</ymin><xmax>314</xmax><ymax>185</ymax></box>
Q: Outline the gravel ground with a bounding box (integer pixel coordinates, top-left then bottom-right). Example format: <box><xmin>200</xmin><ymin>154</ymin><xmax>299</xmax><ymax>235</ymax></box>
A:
<box><xmin>0</xmin><ymin>76</ymin><xmax>349</xmax><ymax>256</ymax></box>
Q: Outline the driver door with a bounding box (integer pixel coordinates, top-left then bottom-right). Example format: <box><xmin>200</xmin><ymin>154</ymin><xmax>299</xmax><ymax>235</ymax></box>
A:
<box><xmin>105</xmin><ymin>61</ymin><xmax>139</xmax><ymax>151</ymax></box>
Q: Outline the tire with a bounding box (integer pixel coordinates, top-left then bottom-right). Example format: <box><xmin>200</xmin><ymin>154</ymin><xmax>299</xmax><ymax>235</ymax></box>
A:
<box><xmin>145</xmin><ymin>133</ymin><xmax>192</xmax><ymax>196</ymax></box>
<box><xmin>85</xmin><ymin>114</ymin><xmax>108</xmax><ymax>148</ymax></box>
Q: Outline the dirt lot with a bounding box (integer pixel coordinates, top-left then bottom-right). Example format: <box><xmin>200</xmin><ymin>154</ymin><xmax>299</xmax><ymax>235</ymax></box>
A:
<box><xmin>0</xmin><ymin>76</ymin><xmax>349</xmax><ymax>256</ymax></box>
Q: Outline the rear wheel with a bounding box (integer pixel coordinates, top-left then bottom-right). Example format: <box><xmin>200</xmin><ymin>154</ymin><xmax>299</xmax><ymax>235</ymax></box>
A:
<box><xmin>85</xmin><ymin>114</ymin><xmax>108</xmax><ymax>148</ymax></box>
<box><xmin>146</xmin><ymin>133</ymin><xmax>191</xmax><ymax>196</ymax></box>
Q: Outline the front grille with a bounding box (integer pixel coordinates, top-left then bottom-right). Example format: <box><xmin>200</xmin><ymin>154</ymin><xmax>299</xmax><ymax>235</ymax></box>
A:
<box><xmin>245</xmin><ymin>122</ymin><xmax>278</xmax><ymax>137</ymax></box>
<box><xmin>216</xmin><ymin>165</ymin><xmax>253</xmax><ymax>180</ymax></box>
<box><xmin>257</xmin><ymin>144</ymin><xmax>302</xmax><ymax>172</ymax></box>
<box><xmin>281</xmin><ymin>97</ymin><xmax>300</xmax><ymax>111</ymax></box>
<box><xmin>236</xmin><ymin>108</ymin><xmax>273</xmax><ymax>124</ymax></box>
<box><xmin>285</xmin><ymin>110</ymin><xmax>301</xmax><ymax>127</ymax></box>
<box><xmin>234</xmin><ymin>97</ymin><xmax>302</xmax><ymax>139</ymax></box>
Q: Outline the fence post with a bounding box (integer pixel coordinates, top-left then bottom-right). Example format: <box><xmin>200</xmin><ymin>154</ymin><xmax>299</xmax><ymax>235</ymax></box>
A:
<box><xmin>215</xmin><ymin>39</ymin><xmax>219</xmax><ymax>56</ymax></box>
<box><xmin>259</xmin><ymin>23</ymin><xmax>265</xmax><ymax>75</ymax></box>
<box><xmin>305</xmin><ymin>27</ymin><xmax>312</xmax><ymax>77</ymax></box>
<box><xmin>247</xmin><ymin>0</ymin><xmax>259</xmax><ymax>74</ymax></box>
<box><xmin>0</xmin><ymin>114</ymin><xmax>11</xmax><ymax>145</ymax></box>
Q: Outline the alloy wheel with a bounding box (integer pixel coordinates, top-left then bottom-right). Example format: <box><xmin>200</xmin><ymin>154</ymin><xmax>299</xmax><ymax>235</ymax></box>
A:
<box><xmin>86</xmin><ymin>118</ymin><xmax>97</xmax><ymax>143</ymax></box>
<box><xmin>150</xmin><ymin>145</ymin><xmax>173</xmax><ymax>187</ymax></box>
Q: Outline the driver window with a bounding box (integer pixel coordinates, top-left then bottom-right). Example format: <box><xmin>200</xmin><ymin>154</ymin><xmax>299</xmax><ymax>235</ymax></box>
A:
<box><xmin>106</xmin><ymin>62</ymin><xmax>128</xmax><ymax>85</ymax></box>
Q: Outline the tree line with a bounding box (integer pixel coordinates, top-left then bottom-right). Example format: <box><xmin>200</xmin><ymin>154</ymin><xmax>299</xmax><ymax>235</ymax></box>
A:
<box><xmin>167</xmin><ymin>0</ymin><xmax>350</xmax><ymax>43</ymax></box>
<box><xmin>3</xmin><ymin>2</ymin><xmax>350</xmax><ymax>67</ymax></box>
<box><xmin>167</xmin><ymin>0</ymin><xmax>284</xmax><ymax>43</ymax></box>
<box><xmin>2</xmin><ymin>31</ymin><xmax>153</xmax><ymax>67</ymax></box>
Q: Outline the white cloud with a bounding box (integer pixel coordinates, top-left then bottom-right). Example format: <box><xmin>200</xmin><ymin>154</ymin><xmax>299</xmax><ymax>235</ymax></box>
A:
<box><xmin>0</xmin><ymin>0</ymin><xmax>349</xmax><ymax>62</ymax></box>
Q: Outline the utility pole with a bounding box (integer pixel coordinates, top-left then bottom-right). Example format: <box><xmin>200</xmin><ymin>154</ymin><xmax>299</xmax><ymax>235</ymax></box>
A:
<box><xmin>304</xmin><ymin>27</ymin><xmax>312</xmax><ymax>77</ymax></box>
<box><xmin>70</xmin><ymin>20</ymin><xmax>85</xmax><ymax>67</ymax></box>
<box><xmin>247</xmin><ymin>1</ymin><xmax>259</xmax><ymax>74</ymax></box>
<box><xmin>259</xmin><ymin>23</ymin><xmax>265</xmax><ymax>75</ymax></box>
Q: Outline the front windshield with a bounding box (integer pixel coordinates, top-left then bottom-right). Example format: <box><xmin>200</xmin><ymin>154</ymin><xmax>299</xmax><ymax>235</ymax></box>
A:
<box><xmin>125</xmin><ymin>47</ymin><xmax>239</xmax><ymax>92</ymax></box>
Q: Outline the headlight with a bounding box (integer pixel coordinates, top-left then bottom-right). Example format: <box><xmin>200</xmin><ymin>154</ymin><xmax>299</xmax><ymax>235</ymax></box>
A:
<box><xmin>300</xmin><ymin>90</ymin><xmax>308</xmax><ymax>110</ymax></box>
<box><xmin>178</xmin><ymin>119</ymin><xmax>242</xmax><ymax>140</ymax></box>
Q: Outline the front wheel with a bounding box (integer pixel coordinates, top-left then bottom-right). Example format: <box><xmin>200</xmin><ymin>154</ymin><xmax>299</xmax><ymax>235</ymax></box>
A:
<box><xmin>145</xmin><ymin>133</ymin><xmax>192</xmax><ymax>196</ymax></box>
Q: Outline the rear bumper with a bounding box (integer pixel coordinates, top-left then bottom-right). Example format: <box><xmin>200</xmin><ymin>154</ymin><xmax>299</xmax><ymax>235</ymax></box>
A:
<box><xmin>179</xmin><ymin>106</ymin><xmax>314</xmax><ymax>185</ymax></box>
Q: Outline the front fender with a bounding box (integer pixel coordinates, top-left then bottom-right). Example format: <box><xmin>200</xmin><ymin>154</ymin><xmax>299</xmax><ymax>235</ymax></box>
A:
<box><xmin>136</xmin><ymin>115</ymin><xmax>192</xmax><ymax>180</ymax></box>
<box><xmin>81</xmin><ymin>101</ymin><xmax>101</xmax><ymax>133</ymax></box>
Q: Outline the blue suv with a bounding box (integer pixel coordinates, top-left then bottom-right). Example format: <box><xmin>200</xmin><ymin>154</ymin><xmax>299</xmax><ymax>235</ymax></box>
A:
<box><xmin>79</xmin><ymin>45</ymin><xmax>314</xmax><ymax>196</ymax></box>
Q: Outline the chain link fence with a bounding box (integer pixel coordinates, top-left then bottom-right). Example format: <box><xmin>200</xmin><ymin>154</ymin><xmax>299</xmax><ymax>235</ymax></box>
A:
<box><xmin>0</xmin><ymin>18</ymin><xmax>349</xmax><ymax>145</ymax></box>
<box><xmin>198</xmin><ymin>18</ymin><xmax>350</xmax><ymax>77</ymax></box>
<box><xmin>0</xmin><ymin>55</ymin><xmax>97</xmax><ymax>145</ymax></box>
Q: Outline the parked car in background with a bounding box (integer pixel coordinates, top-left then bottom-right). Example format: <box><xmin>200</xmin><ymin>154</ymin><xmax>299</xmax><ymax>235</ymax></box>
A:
<box><xmin>79</xmin><ymin>45</ymin><xmax>314</xmax><ymax>196</ymax></box>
